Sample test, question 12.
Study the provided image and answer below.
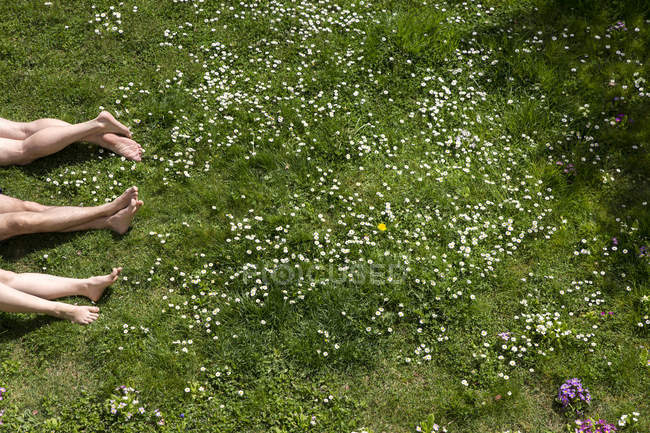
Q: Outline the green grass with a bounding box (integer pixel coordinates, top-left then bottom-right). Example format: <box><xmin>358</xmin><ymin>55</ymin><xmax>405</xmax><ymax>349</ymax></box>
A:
<box><xmin>0</xmin><ymin>0</ymin><xmax>649</xmax><ymax>432</ymax></box>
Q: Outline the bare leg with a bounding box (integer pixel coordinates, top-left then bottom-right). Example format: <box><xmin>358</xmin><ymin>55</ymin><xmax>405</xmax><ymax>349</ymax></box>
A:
<box><xmin>0</xmin><ymin>190</ymin><xmax>143</xmax><ymax>235</ymax></box>
<box><xmin>0</xmin><ymin>281</ymin><xmax>100</xmax><ymax>325</ymax></box>
<box><xmin>64</xmin><ymin>198</ymin><xmax>143</xmax><ymax>234</ymax></box>
<box><xmin>0</xmin><ymin>187</ymin><xmax>137</xmax><ymax>240</ymax></box>
<box><xmin>3</xmin><ymin>117</ymin><xmax>142</xmax><ymax>161</ymax></box>
<box><xmin>0</xmin><ymin>194</ymin><xmax>49</xmax><ymax>214</ymax></box>
<box><xmin>0</xmin><ymin>112</ymin><xmax>133</xmax><ymax>166</ymax></box>
<box><xmin>0</xmin><ymin>117</ymin><xmax>29</xmax><ymax>139</ymax></box>
<box><xmin>0</xmin><ymin>268</ymin><xmax>121</xmax><ymax>302</ymax></box>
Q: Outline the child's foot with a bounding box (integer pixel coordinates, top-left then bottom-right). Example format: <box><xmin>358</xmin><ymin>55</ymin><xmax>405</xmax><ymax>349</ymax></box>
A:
<box><xmin>61</xmin><ymin>305</ymin><xmax>100</xmax><ymax>325</ymax></box>
<box><xmin>83</xmin><ymin>267</ymin><xmax>122</xmax><ymax>302</ymax></box>
<box><xmin>95</xmin><ymin>111</ymin><xmax>132</xmax><ymax>137</ymax></box>
<box><xmin>106</xmin><ymin>199</ymin><xmax>143</xmax><ymax>234</ymax></box>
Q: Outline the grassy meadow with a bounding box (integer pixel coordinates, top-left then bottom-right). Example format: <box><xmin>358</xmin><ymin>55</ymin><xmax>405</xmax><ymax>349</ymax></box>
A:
<box><xmin>0</xmin><ymin>0</ymin><xmax>649</xmax><ymax>432</ymax></box>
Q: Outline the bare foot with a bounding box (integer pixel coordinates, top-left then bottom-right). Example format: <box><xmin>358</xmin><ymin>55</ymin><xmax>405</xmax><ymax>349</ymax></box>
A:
<box><xmin>106</xmin><ymin>186</ymin><xmax>138</xmax><ymax>214</ymax></box>
<box><xmin>61</xmin><ymin>305</ymin><xmax>100</xmax><ymax>325</ymax></box>
<box><xmin>95</xmin><ymin>111</ymin><xmax>132</xmax><ymax>137</ymax></box>
<box><xmin>93</xmin><ymin>133</ymin><xmax>143</xmax><ymax>161</ymax></box>
<box><xmin>106</xmin><ymin>199</ymin><xmax>143</xmax><ymax>234</ymax></box>
<box><xmin>83</xmin><ymin>267</ymin><xmax>122</xmax><ymax>302</ymax></box>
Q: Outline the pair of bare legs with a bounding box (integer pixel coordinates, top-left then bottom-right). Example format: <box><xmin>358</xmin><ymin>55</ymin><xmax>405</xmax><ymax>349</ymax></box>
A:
<box><xmin>0</xmin><ymin>267</ymin><xmax>121</xmax><ymax>325</ymax></box>
<box><xmin>0</xmin><ymin>186</ymin><xmax>143</xmax><ymax>241</ymax></box>
<box><xmin>0</xmin><ymin>111</ymin><xmax>142</xmax><ymax>165</ymax></box>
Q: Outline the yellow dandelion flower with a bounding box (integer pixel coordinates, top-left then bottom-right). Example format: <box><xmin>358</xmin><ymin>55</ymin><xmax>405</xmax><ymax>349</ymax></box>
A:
<box><xmin>377</xmin><ymin>223</ymin><xmax>387</xmax><ymax>231</ymax></box>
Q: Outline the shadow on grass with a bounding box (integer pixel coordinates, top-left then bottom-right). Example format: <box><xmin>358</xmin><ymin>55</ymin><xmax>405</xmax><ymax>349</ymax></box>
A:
<box><xmin>17</xmin><ymin>142</ymin><xmax>103</xmax><ymax>178</ymax></box>
<box><xmin>0</xmin><ymin>313</ymin><xmax>53</xmax><ymax>344</ymax></box>
<box><xmin>0</xmin><ymin>232</ymin><xmax>83</xmax><ymax>261</ymax></box>
<box><xmin>478</xmin><ymin>0</ymin><xmax>650</xmax><ymax>253</ymax></box>
<box><xmin>0</xmin><ymin>228</ymin><xmax>132</xmax><ymax>262</ymax></box>
<box><xmin>534</xmin><ymin>0</ymin><xmax>648</xmax><ymax>256</ymax></box>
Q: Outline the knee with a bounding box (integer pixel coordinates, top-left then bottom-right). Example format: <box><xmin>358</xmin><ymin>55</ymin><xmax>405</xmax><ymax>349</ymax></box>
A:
<box><xmin>20</xmin><ymin>119</ymin><xmax>59</xmax><ymax>137</ymax></box>
<box><xmin>18</xmin><ymin>122</ymin><xmax>35</xmax><ymax>139</ymax></box>
<box><xmin>5</xmin><ymin>213</ymin><xmax>36</xmax><ymax>234</ymax></box>
<box><xmin>22</xmin><ymin>201</ymin><xmax>48</xmax><ymax>212</ymax></box>
<box><xmin>11</xmin><ymin>141</ymin><xmax>35</xmax><ymax>166</ymax></box>
<box><xmin>0</xmin><ymin>141</ymin><xmax>33</xmax><ymax>167</ymax></box>
<box><xmin>0</xmin><ymin>269</ymin><xmax>16</xmax><ymax>285</ymax></box>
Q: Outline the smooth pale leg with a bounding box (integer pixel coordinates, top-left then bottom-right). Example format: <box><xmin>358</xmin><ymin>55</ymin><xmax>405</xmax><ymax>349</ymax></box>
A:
<box><xmin>0</xmin><ymin>120</ymin><xmax>103</xmax><ymax>165</ymax></box>
<box><xmin>0</xmin><ymin>117</ymin><xmax>142</xmax><ymax>161</ymax></box>
<box><xmin>0</xmin><ymin>268</ymin><xmax>121</xmax><ymax>302</ymax></box>
<box><xmin>0</xmin><ymin>281</ymin><xmax>99</xmax><ymax>325</ymax></box>
<box><xmin>0</xmin><ymin>112</ymin><xmax>133</xmax><ymax>166</ymax></box>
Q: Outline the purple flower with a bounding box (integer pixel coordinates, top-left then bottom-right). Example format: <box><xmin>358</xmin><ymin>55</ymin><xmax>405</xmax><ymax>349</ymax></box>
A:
<box><xmin>557</xmin><ymin>378</ymin><xmax>591</xmax><ymax>410</ymax></box>
<box><xmin>575</xmin><ymin>418</ymin><xmax>617</xmax><ymax>433</ymax></box>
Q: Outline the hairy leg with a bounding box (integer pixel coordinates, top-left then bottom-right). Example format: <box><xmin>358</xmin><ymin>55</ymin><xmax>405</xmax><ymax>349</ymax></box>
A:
<box><xmin>0</xmin><ymin>187</ymin><xmax>137</xmax><ymax>240</ymax></box>
<box><xmin>0</xmin><ymin>281</ymin><xmax>100</xmax><ymax>325</ymax></box>
<box><xmin>64</xmin><ymin>198</ymin><xmax>143</xmax><ymax>234</ymax></box>
<box><xmin>0</xmin><ymin>194</ymin><xmax>49</xmax><ymax>214</ymax></box>
<box><xmin>0</xmin><ymin>268</ymin><xmax>121</xmax><ymax>302</ymax></box>
<box><xmin>0</xmin><ymin>189</ymin><xmax>142</xmax><ymax>235</ymax></box>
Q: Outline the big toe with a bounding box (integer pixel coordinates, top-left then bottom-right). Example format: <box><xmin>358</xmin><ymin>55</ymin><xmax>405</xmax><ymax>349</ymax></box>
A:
<box><xmin>121</xmin><ymin>187</ymin><xmax>135</xmax><ymax>199</ymax></box>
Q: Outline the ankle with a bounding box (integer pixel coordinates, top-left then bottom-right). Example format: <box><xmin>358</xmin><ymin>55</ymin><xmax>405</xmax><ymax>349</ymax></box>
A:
<box><xmin>89</xmin><ymin>119</ymin><xmax>106</xmax><ymax>133</ymax></box>
<box><xmin>51</xmin><ymin>302</ymin><xmax>74</xmax><ymax>319</ymax></box>
<box><xmin>100</xmin><ymin>202</ymin><xmax>120</xmax><ymax>216</ymax></box>
<box><xmin>78</xmin><ymin>280</ymin><xmax>92</xmax><ymax>298</ymax></box>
